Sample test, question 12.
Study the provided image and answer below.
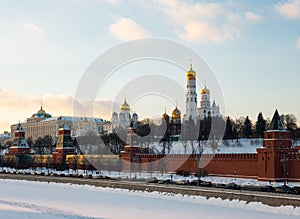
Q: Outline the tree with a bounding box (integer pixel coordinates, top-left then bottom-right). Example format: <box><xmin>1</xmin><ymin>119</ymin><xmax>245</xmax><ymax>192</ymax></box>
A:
<box><xmin>223</xmin><ymin>116</ymin><xmax>234</xmax><ymax>140</ymax></box>
<box><xmin>242</xmin><ymin>116</ymin><xmax>253</xmax><ymax>138</ymax></box>
<box><xmin>281</xmin><ymin>114</ymin><xmax>297</xmax><ymax>131</ymax></box>
<box><xmin>235</xmin><ymin>117</ymin><xmax>245</xmax><ymax>138</ymax></box>
<box><xmin>181</xmin><ymin>116</ymin><xmax>198</xmax><ymax>154</ymax></box>
<box><xmin>34</xmin><ymin>137</ymin><xmax>44</xmax><ymax>154</ymax></box>
<box><xmin>255</xmin><ymin>112</ymin><xmax>266</xmax><ymax>138</ymax></box>
<box><xmin>4</xmin><ymin>140</ymin><xmax>13</xmax><ymax>148</ymax></box>
<box><xmin>26</xmin><ymin>137</ymin><xmax>33</xmax><ymax>147</ymax></box>
<box><xmin>42</xmin><ymin>135</ymin><xmax>54</xmax><ymax>153</ymax></box>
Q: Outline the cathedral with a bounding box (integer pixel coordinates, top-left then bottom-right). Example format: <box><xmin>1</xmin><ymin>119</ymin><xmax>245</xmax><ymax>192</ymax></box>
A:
<box><xmin>183</xmin><ymin>62</ymin><xmax>221</xmax><ymax>124</ymax></box>
<box><xmin>111</xmin><ymin>99</ymin><xmax>139</xmax><ymax>130</ymax></box>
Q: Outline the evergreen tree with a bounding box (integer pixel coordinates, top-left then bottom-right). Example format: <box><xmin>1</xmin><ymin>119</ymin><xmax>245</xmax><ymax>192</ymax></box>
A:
<box><xmin>255</xmin><ymin>112</ymin><xmax>266</xmax><ymax>138</ymax></box>
<box><xmin>242</xmin><ymin>116</ymin><xmax>253</xmax><ymax>138</ymax></box>
<box><xmin>223</xmin><ymin>116</ymin><xmax>233</xmax><ymax>139</ymax></box>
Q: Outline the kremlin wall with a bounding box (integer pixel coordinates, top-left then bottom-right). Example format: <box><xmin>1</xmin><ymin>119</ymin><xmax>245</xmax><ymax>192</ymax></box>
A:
<box><xmin>3</xmin><ymin>109</ymin><xmax>300</xmax><ymax>182</ymax></box>
<box><xmin>2</xmin><ymin>64</ymin><xmax>300</xmax><ymax>182</ymax></box>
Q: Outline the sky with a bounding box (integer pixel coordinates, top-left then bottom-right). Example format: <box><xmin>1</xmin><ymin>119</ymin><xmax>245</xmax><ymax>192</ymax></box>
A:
<box><xmin>0</xmin><ymin>0</ymin><xmax>300</xmax><ymax>132</ymax></box>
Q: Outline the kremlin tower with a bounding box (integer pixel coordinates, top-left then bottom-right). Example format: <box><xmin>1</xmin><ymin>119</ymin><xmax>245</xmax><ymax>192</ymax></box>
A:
<box><xmin>9</xmin><ymin>123</ymin><xmax>31</xmax><ymax>155</ymax></box>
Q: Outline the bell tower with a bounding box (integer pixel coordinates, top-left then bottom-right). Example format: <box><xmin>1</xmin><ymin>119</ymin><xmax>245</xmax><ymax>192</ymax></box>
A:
<box><xmin>184</xmin><ymin>61</ymin><xmax>198</xmax><ymax>124</ymax></box>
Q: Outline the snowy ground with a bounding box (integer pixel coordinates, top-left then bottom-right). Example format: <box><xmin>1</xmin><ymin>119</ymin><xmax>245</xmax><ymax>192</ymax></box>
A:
<box><xmin>168</xmin><ymin>138</ymin><xmax>263</xmax><ymax>154</ymax></box>
<box><xmin>0</xmin><ymin>179</ymin><xmax>300</xmax><ymax>219</ymax></box>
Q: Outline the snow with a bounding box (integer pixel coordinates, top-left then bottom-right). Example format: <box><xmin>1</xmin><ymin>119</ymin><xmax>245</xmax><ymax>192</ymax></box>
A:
<box><xmin>0</xmin><ymin>179</ymin><xmax>299</xmax><ymax>219</ymax></box>
<box><xmin>168</xmin><ymin>138</ymin><xmax>263</xmax><ymax>154</ymax></box>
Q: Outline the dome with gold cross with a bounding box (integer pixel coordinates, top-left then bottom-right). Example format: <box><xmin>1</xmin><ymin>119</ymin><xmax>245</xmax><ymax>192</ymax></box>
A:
<box><xmin>201</xmin><ymin>86</ymin><xmax>210</xmax><ymax>94</ymax></box>
<box><xmin>186</xmin><ymin>63</ymin><xmax>196</xmax><ymax>81</ymax></box>
<box><xmin>172</xmin><ymin>106</ymin><xmax>181</xmax><ymax>119</ymax></box>
<box><xmin>120</xmin><ymin>99</ymin><xmax>130</xmax><ymax>111</ymax></box>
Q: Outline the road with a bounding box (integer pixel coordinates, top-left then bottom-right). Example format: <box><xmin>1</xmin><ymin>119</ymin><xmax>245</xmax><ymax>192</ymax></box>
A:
<box><xmin>0</xmin><ymin>173</ymin><xmax>299</xmax><ymax>207</ymax></box>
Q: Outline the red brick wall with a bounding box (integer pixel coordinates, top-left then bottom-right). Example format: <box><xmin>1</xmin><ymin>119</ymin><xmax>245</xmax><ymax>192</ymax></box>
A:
<box><xmin>120</xmin><ymin>153</ymin><xmax>258</xmax><ymax>178</ymax></box>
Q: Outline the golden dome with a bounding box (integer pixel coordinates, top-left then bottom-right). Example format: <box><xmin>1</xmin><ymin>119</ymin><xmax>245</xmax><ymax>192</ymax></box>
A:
<box><xmin>186</xmin><ymin>63</ymin><xmax>196</xmax><ymax>80</ymax></box>
<box><xmin>162</xmin><ymin>112</ymin><xmax>169</xmax><ymax>120</ymax></box>
<box><xmin>172</xmin><ymin>106</ymin><xmax>181</xmax><ymax>119</ymax></box>
<box><xmin>121</xmin><ymin>99</ymin><xmax>130</xmax><ymax>111</ymax></box>
<box><xmin>82</xmin><ymin>116</ymin><xmax>88</xmax><ymax>122</ymax></box>
<box><xmin>201</xmin><ymin>84</ymin><xmax>210</xmax><ymax>94</ymax></box>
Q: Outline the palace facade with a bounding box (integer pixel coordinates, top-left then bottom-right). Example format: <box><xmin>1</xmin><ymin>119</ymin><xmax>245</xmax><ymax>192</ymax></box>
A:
<box><xmin>10</xmin><ymin>106</ymin><xmax>106</xmax><ymax>142</ymax></box>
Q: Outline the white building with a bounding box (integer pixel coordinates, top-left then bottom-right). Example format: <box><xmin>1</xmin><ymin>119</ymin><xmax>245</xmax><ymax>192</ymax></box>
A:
<box><xmin>111</xmin><ymin>99</ymin><xmax>138</xmax><ymax>130</ymax></box>
<box><xmin>198</xmin><ymin>85</ymin><xmax>220</xmax><ymax>120</ymax></box>
<box><xmin>183</xmin><ymin>63</ymin><xmax>221</xmax><ymax>123</ymax></box>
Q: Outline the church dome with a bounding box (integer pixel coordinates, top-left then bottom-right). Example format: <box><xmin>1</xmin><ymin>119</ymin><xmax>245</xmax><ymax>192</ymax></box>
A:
<box><xmin>186</xmin><ymin>69</ymin><xmax>196</xmax><ymax>81</ymax></box>
<box><xmin>172</xmin><ymin>106</ymin><xmax>181</xmax><ymax>119</ymax></box>
<box><xmin>120</xmin><ymin>99</ymin><xmax>130</xmax><ymax>111</ymax></box>
<box><xmin>31</xmin><ymin>106</ymin><xmax>52</xmax><ymax>119</ymax></box>
<box><xmin>162</xmin><ymin>112</ymin><xmax>169</xmax><ymax>120</ymax></box>
<box><xmin>186</xmin><ymin>63</ymin><xmax>196</xmax><ymax>80</ymax></box>
<box><xmin>201</xmin><ymin>86</ymin><xmax>210</xmax><ymax>94</ymax></box>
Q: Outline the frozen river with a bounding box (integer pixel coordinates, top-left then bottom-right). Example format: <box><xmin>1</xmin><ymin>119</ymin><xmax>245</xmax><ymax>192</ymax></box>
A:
<box><xmin>0</xmin><ymin>179</ymin><xmax>299</xmax><ymax>219</ymax></box>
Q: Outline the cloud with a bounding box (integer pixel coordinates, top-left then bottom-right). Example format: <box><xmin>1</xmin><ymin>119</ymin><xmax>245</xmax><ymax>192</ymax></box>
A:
<box><xmin>0</xmin><ymin>89</ymin><xmax>117</xmax><ymax>132</ymax></box>
<box><xmin>245</xmin><ymin>11</ymin><xmax>263</xmax><ymax>22</ymax></box>
<box><xmin>110</xmin><ymin>18</ymin><xmax>148</xmax><ymax>41</ymax></box>
<box><xmin>179</xmin><ymin>22</ymin><xmax>223</xmax><ymax>43</ymax></box>
<box><xmin>275</xmin><ymin>0</ymin><xmax>300</xmax><ymax>19</ymax></box>
<box><xmin>151</xmin><ymin>0</ymin><xmax>257</xmax><ymax>43</ymax></box>
<box><xmin>296</xmin><ymin>37</ymin><xmax>300</xmax><ymax>49</ymax></box>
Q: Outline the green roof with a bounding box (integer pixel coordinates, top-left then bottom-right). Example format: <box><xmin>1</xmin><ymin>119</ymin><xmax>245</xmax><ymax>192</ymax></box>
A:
<box><xmin>268</xmin><ymin>109</ymin><xmax>285</xmax><ymax>131</ymax></box>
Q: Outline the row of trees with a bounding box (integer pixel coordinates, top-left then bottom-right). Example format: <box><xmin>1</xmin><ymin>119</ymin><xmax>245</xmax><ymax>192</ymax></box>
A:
<box><xmin>101</xmin><ymin>111</ymin><xmax>300</xmax><ymax>155</ymax></box>
<box><xmin>223</xmin><ymin>112</ymin><xmax>300</xmax><ymax>140</ymax></box>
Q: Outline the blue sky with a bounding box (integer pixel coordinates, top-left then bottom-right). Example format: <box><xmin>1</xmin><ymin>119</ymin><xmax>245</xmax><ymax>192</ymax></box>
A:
<box><xmin>0</xmin><ymin>0</ymin><xmax>300</xmax><ymax>132</ymax></box>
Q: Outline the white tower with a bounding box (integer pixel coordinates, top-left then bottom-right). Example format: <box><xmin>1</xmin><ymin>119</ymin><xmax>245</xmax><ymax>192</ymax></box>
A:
<box><xmin>184</xmin><ymin>62</ymin><xmax>198</xmax><ymax>124</ymax></box>
<box><xmin>198</xmin><ymin>84</ymin><xmax>211</xmax><ymax>119</ymax></box>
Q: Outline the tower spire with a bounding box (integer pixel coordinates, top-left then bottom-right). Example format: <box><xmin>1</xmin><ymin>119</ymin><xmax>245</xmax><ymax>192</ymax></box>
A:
<box><xmin>190</xmin><ymin>59</ymin><xmax>192</xmax><ymax>70</ymax></box>
<box><xmin>41</xmin><ymin>97</ymin><xmax>43</xmax><ymax>110</ymax></box>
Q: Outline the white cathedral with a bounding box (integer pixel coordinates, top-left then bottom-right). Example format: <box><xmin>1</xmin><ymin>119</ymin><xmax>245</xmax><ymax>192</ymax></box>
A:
<box><xmin>111</xmin><ymin>99</ymin><xmax>138</xmax><ymax>129</ymax></box>
<box><xmin>183</xmin><ymin>62</ymin><xmax>221</xmax><ymax>124</ymax></box>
